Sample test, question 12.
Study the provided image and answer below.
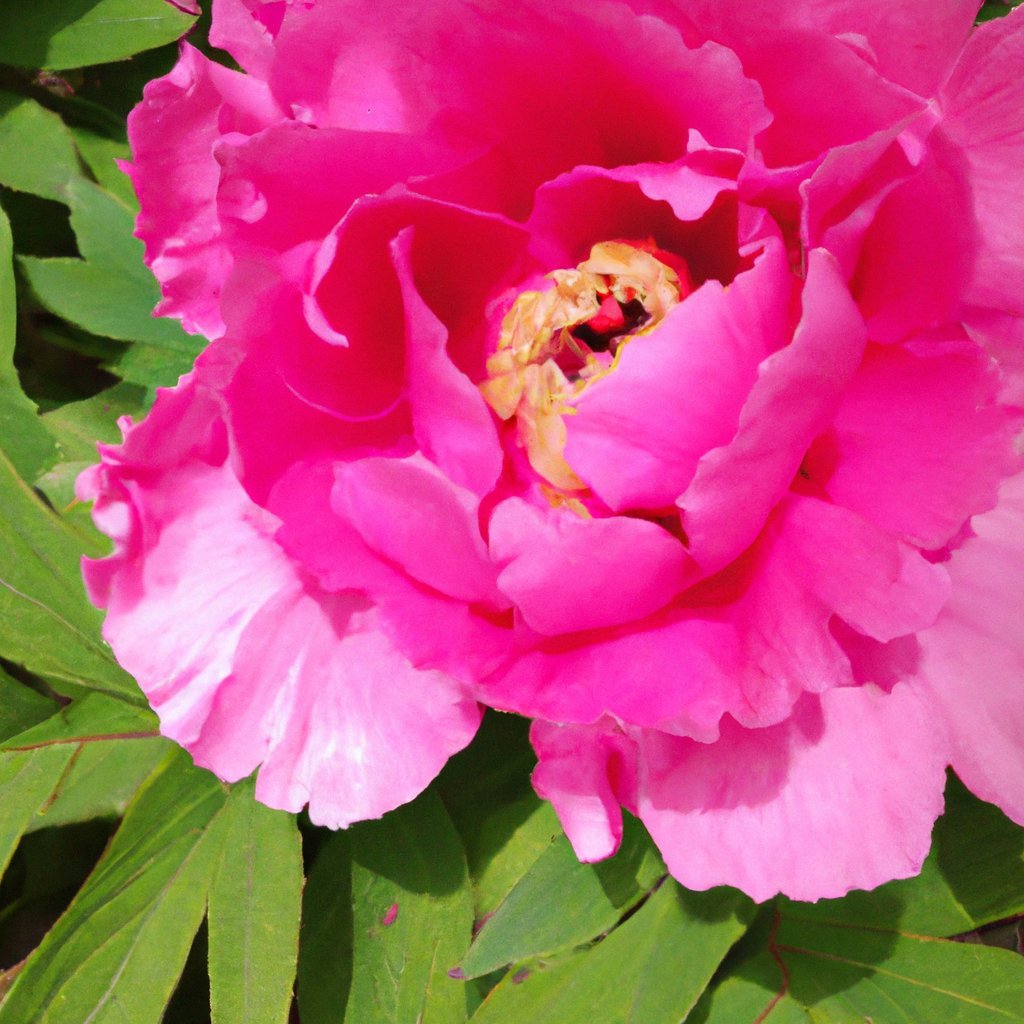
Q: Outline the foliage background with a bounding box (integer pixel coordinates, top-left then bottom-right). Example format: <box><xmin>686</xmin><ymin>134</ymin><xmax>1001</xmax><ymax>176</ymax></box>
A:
<box><xmin>0</xmin><ymin>2</ymin><xmax>1022</xmax><ymax>1021</ymax></box>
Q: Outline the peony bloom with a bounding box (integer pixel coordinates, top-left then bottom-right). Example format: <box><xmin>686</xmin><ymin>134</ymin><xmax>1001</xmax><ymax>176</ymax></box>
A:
<box><xmin>81</xmin><ymin>0</ymin><xmax>1024</xmax><ymax>901</ymax></box>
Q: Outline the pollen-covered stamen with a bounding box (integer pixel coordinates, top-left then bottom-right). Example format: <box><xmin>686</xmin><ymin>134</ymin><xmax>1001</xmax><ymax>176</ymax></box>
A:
<box><xmin>481</xmin><ymin>239</ymin><xmax>690</xmax><ymax>492</ymax></box>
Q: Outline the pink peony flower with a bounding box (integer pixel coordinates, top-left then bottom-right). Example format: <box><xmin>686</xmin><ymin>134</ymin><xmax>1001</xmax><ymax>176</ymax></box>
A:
<box><xmin>81</xmin><ymin>0</ymin><xmax>1024</xmax><ymax>900</ymax></box>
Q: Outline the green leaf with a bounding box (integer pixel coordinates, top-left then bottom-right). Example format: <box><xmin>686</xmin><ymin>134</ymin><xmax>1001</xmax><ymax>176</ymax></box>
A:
<box><xmin>687</xmin><ymin>948</ymin><xmax>811</xmax><ymax>1024</ymax></box>
<box><xmin>0</xmin><ymin>0</ymin><xmax>197</xmax><ymax>70</ymax></box>
<box><xmin>0</xmin><ymin>749</ymin><xmax>229</xmax><ymax>1024</ymax></box>
<box><xmin>471</xmin><ymin>883</ymin><xmax>754</xmax><ymax>1024</ymax></box>
<box><xmin>0</xmin><ymin>666</ymin><xmax>58</xmax><ymax>741</ymax></box>
<box><xmin>458</xmin><ymin>814</ymin><xmax>665</xmax><ymax>979</ymax></box>
<box><xmin>978</xmin><ymin>1</ymin><xmax>1024</xmax><ymax>23</ymax></box>
<box><xmin>0</xmin><ymin>692</ymin><xmax>158</xmax><ymax>751</ymax></box>
<box><xmin>345</xmin><ymin>790</ymin><xmax>475</xmax><ymax>1024</ymax></box>
<box><xmin>0</xmin><ymin>445</ymin><xmax>141</xmax><ymax>702</ymax></box>
<box><xmin>70</xmin><ymin>127</ymin><xmax>135</xmax><ymax>208</ymax></box>
<box><xmin>778</xmin><ymin>775</ymin><xmax>1024</xmax><ymax>938</ymax></box>
<box><xmin>298</xmin><ymin>834</ymin><xmax>354</xmax><ymax>1024</ymax></box>
<box><xmin>208</xmin><ymin>780</ymin><xmax>303</xmax><ymax>1024</ymax></box>
<box><xmin>0</xmin><ymin>92</ymin><xmax>81</xmax><ymax>202</ymax></box>
<box><xmin>0</xmin><ymin>744</ymin><xmax>76</xmax><ymax>884</ymax></box>
<box><xmin>1</xmin><ymin>203</ymin><xmax>58</xmax><ymax>481</ymax></box>
<box><xmin>18</xmin><ymin>178</ymin><xmax>202</xmax><ymax>388</ymax></box>
<box><xmin>778</xmin><ymin>917</ymin><xmax>1024</xmax><ymax>1022</ymax></box>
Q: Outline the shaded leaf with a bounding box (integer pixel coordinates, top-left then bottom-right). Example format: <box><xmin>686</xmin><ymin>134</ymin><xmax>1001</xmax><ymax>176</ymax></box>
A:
<box><xmin>459</xmin><ymin>814</ymin><xmax>664</xmax><ymax>979</ymax></box>
<box><xmin>298</xmin><ymin>834</ymin><xmax>354</xmax><ymax>1024</ymax></box>
<box><xmin>345</xmin><ymin>790</ymin><xmax>474</xmax><ymax>1024</ymax></box>
<box><xmin>0</xmin><ymin>0</ymin><xmax>197</xmax><ymax>70</ymax></box>
<box><xmin>18</xmin><ymin>178</ymin><xmax>203</xmax><ymax>388</ymax></box>
<box><xmin>0</xmin><ymin>666</ymin><xmax>58</xmax><ymax>742</ymax></box>
<box><xmin>1</xmin><ymin>204</ymin><xmax>57</xmax><ymax>480</ymax></box>
<box><xmin>208</xmin><ymin>780</ymin><xmax>303</xmax><ymax>1024</ymax></box>
<box><xmin>778</xmin><ymin>917</ymin><xmax>1024</xmax><ymax>1023</ymax></box>
<box><xmin>0</xmin><ymin>749</ymin><xmax>228</xmax><ymax>1024</ymax></box>
<box><xmin>0</xmin><ymin>92</ymin><xmax>81</xmax><ymax>202</ymax></box>
<box><xmin>0</xmin><ymin>744</ymin><xmax>76</xmax><ymax>884</ymax></box>
<box><xmin>70</xmin><ymin>127</ymin><xmax>135</xmax><ymax>207</ymax></box>
<box><xmin>471</xmin><ymin>883</ymin><xmax>754</xmax><ymax>1024</ymax></box>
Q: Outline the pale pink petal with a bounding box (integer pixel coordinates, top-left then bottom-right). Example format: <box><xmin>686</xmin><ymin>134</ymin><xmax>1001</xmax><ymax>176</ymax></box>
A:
<box><xmin>637</xmin><ymin>684</ymin><xmax>948</xmax><ymax>902</ymax></box>
<box><xmin>916</xmin><ymin>473</ymin><xmax>1024</xmax><ymax>825</ymax></box>
<box><xmin>531</xmin><ymin>718</ymin><xmax>637</xmax><ymax>862</ymax></box>
<box><xmin>209</xmin><ymin>0</ymin><xmax>284</xmax><ymax>77</ymax></box>
<box><xmin>806</xmin><ymin>338</ymin><xmax>1023</xmax><ymax>548</ymax></box>
<box><xmin>678</xmin><ymin>249</ymin><xmax>865</xmax><ymax>578</ymax></box>
<box><xmin>488</xmin><ymin>499</ymin><xmax>689</xmax><ymax>637</ymax></box>
<box><xmin>564</xmin><ymin>239</ymin><xmax>791</xmax><ymax>511</ymax></box>
<box><xmin>82</xmin><ymin>412</ymin><xmax>480</xmax><ymax>826</ymax></box>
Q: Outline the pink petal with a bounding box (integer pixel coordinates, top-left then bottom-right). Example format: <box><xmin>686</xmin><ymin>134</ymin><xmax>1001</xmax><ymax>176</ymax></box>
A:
<box><xmin>126</xmin><ymin>44</ymin><xmax>280</xmax><ymax>338</ymax></box>
<box><xmin>333</xmin><ymin>455</ymin><xmax>505</xmax><ymax>607</ymax></box>
<box><xmin>564</xmin><ymin>239</ymin><xmax>791</xmax><ymax>511</ymax></box>
<box><xmin>488</xmin><ymin>499</ymin><xmax>689</xmax><ymax>636</ymax></box>
<box><xmin>637</xmin><ymin>684</ymin><xmax>949</xmax><ymax>902</ymax></box>
<box><xmin>209</xmin><ymin>0</ymin><xmax>284</xmax><ymax>78</ymax></box>
<box><xmin>806</xmin><ymin>337</ymin><xmax>1023</xmax><ymax>548</ymax></box>
<box><xmin>678</xmin><ymin>248</ymin><xmax>865</xmax><ymax>578</ymax></box>
<box><xmin>940</xmin><ymin>6</ymin><xmax>1024</xmax><ymax>323</ymax></box>
<box><xmin>916</xmin><ymin>473</ymin><xmax>1024</xmax><ymax>825</ymax></box>
<box><xmin>531</xmin><ymin>718</ymin><xmax>638</xmax><ymax>863</ymax></box>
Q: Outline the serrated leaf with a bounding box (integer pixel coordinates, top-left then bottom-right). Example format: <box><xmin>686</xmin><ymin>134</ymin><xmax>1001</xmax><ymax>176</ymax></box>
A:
<box><xmin>459</xmin><ymin>814</ymin><xmax>664</xmax><ymax>979</ymax></box>
<box><xmin>345</xmin><ymin>789</ymin><xmax>474</xmax><ymax>1024</ymax></box>
<box><xmin>298</xmin><ymin>834</ymin><xmax>354</xmax><ymax>1024</ymax></box>
<box><xmin>471</xmin><ymin>883</ymin><xmax>754</xmax><ymax>1024</ymax></box>
<box><xmin>0</xmin><ymin>92</ymin><xmax>81</xmax><ymax>202</ymax></box>
<box><xmin>208</xmin><ymin>780</ymin><xmax>303</xmax><ymax>1024</ymax></box>
<box><xmin>0</xmin><ymin>749</ymin><xmax>229</xmax><ymax>1024</ymax></box>
<box><xmin>0</xmin><ymin>0</ymin><xmax>197</xmax><ymax>70</ymax></box>
<box><xmin>0</xmin><ymin>446</ymin><xmax>141</xmax><ymax>701</ymax></box>
<box><xmin>778</xmin><ymin>775</ymin><xmax>1024</xmax><ymax>938</ymax></box>
<box><xmin>778</xmin><ymin>917</ymin><xmax>1024</xmax><ymax>1022</ymax></box>
<box><xmin>1</xmin><ymin>204</ymin><xmax>58</xmax><ymax>480</ymax></box>
<box><xmin>0</xmin><ymin>666</ymin><xmax>58</xmax><ymax>741</ymax></box>
<box><xmin>0</xmin><ymin>743</ymin><xmax>76</xmax><ymax>884</ymax></box>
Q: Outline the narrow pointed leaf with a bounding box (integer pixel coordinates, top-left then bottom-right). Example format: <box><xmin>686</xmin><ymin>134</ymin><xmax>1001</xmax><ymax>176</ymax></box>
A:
<box><xmin>208</xmin><ymin>780</ymin><xmax>303</xmax><ymax>1024</ymax></box>
<box><xmin>471</xmin><ymin>883</ymin><xmax>754</xmax><ymax>1024</ymax></box>
<box><xmin>459</xmin><ymin>814</ymin><xmax>664</xmax><ymax>979</ymax></box>
<box><xmin>0</xmin><ymin>750</ymin><xmax>229</xmax><ymax>1024</ymax></box>
<box><xmin>345</xmin><ymin>789</ymin><xmax>474</xmax><ymax>1024</ymax></box>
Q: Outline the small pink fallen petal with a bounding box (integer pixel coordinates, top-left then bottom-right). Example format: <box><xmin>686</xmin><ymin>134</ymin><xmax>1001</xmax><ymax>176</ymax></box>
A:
<box><xmin>637</xmin><ymin>683</ymin><xmax>949</xmax><ymax>902</ymax></box>
<box><xmin>489</xmin><ymin>499</ymin><xmax>689</xmax><ymax>637</ymax></box>
<box><xmin>531</xmin><ymin>718</ymin><xmax>638</xmax><ymax>863</ymax></box>
<box><xmin>916</xmin><ymin>473</ymin><xmax>1024</xmax><ymax>826</ymax></box>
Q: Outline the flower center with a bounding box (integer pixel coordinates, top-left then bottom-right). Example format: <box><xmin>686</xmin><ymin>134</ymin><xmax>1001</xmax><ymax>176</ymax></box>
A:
<box><xmin>481</xmin><ymin>239</ymin><xmax>690</xmax><ymax>492</ymax></box>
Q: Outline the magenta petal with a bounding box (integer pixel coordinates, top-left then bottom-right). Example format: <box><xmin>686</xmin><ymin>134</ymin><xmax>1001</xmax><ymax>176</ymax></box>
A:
<box><xmin>679</xmin><ymin>249</ymin><xmax>865</xmax><ymax>578</ymax></box>
<box><xmin>940</xmin><ymin>6</ymin><xmax>1024</xmax><ymax>324</ymax></box>
<box><xmin>127</xmin><ymin>44</ymin><xmax>280</xmax><ymax>338</ymax></box>
<box><xmin>564</xmin><ymin>239</ymin><xmax>791</xmax><ymax>512</ymax></box>
<box><xmin>807</xmin><ymin>338</ymin><xmax>1023</xmax><ymax>548</ymax></box>
<box><xmin>916</xmin><ymin>474</ymin><xmax>1024</xmax><ymax>826</ymax></box>
<box><xmin>531</xmin><ymin>718</ymin><xmax>637</xmax><ymax>862</ymax></box>
<box><xmin>334</xmin><ymin>455</ymin><xmax>505</xmax><ymax>607</ymax></box>
<box><xmin>489</xmin><ymin>499</ymin><xmax>689</xmax><ymax>637</ymax></box>
<box><xmin>637</xmin><ymin>684</ymin><xmax>948</xmax><ymax>902</ymax></box>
